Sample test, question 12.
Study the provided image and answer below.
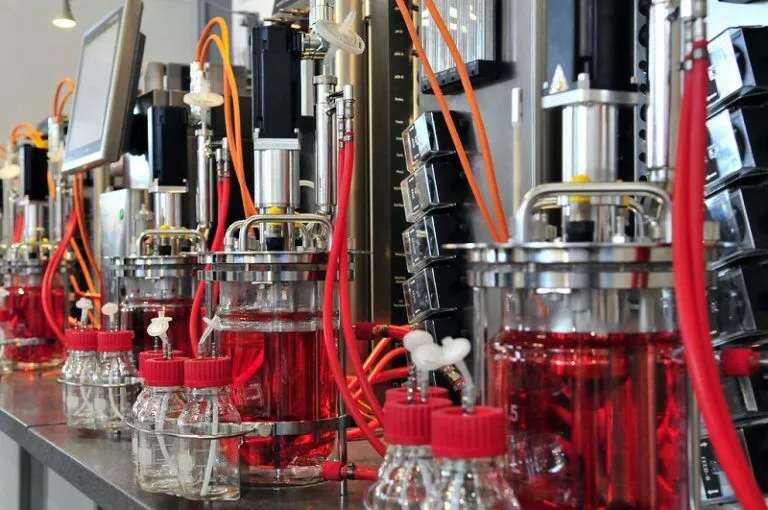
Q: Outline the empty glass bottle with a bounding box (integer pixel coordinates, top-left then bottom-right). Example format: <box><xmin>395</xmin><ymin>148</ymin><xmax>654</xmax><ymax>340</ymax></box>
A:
<box><xmin>429</xmin><ymin>406</ymin><xmax>520</xmax><ymax>510</ymax></box>
<box><xmin>0</xmin><ymin>309</ymin><xmax>15</xmax><ymax>375</ymax></box>
<box><xmin>177</xmin><ymin>357</ymin><xmax>241</xmax><ymax>501</ymax></box>
<box><xmin>134</xmin><ymin>357</ymin><xmax>187</xmax><ymax>494</ymax></box>
<box><xmin>93</xmin><ymin>331</ymin><xmax>140</xmax><ymax>433</ymax></box>
<box><xmin>365</xmin><ymin>397</ymin><xmax>453</xmax><ymax>510</ymax></box>
<box><xmin>61</xmin><ymin>329</ymin><xmax>100</xmax><ymax>430</ymax></box>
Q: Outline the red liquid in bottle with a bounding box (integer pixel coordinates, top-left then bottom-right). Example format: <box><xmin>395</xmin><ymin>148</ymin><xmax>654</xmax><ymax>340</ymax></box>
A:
<box><xmin>491</xmin><ymin>330</ymin><xmax>687</xmax><ymax>510</ymax></box>
<box><xmin>5</xmin><ymin>285</ymin><xmax>65</xmax><ymax>370</ymax></box>
<box><xmin>220</xmin><ymin>311</ymin><xmax>337</xmax><ymax>486</ymax></box>
<box><xmin>121</xmin><ymin>298</ymin><xmax>193</xmax><ymax>360</ymax></box>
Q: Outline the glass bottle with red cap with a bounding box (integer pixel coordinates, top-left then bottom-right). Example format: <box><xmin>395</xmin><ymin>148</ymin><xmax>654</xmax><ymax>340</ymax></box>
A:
<box><xmin>176</xmin><ymin>357</ymin><xmax>241</xmax><ymax>501</ymax></box>
<box><xmin>134</xmin><ymin>356</ymin><xmax>188</xmax><ymax>494</ymax></box>
<box><xmin>365</xmin><ymin>396</ymin><xmax>453</xmax><ymax>510</ymax></box>
<box><xmin>429</xmin><ymin>406</ymin><xmax>519</xmax><ymax>510</ymax></box>
<box><xmin>93</xmin><ymin>330</ymin><xmax>140</xmax><ymax>433</ymax></box>
<box><xmin>61</xmin><ymin>328</ymin><xmax>99</xmax><ymax>430</ymax></box>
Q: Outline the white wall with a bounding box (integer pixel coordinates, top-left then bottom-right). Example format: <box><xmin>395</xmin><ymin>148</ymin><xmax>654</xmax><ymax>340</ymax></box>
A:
<box><xmin>708</xmin><ymin>0</ymin><xmax>768</xmax><ymax>37</ymax></box>
<box><xmin>0</xmin><ymin>0</ymin><xmax>198</xmax><ymax>142</ymax></box>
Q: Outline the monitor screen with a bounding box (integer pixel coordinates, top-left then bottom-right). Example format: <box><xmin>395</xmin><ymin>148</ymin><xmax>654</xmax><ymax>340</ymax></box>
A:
<box><xmin>65</xmin><ymin>20</ymin><xmax>120</xmax><ymax>152</ymax></box>
<box><xmin>63</xmin><ymin>0</ymin><xmax>143</xmax><ymax>174</ymax></box>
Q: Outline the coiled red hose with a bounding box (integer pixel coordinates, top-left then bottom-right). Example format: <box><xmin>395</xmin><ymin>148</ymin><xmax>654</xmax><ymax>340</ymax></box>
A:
<box><xmin>42</xmin><ymin>211</ymin><xmax>77</xmax><ymax>343</ymax></box>
<box><xmin>322</xmin><ymin>137</ymin><xmax>386</xmax><ymax>455</ymax></box>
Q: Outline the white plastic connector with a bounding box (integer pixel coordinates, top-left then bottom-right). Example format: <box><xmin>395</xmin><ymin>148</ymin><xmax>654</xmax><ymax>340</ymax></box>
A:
<box><xmin>75</xmin><ymin>298</ymin><xmax>93</xmax><ymax>327</ymax></box>
<box><xmin>403</xmin><ymin>330</ymin><xmax>434</xmax><ymax>352</ymax></box>
<box><xmin>197</xmin><ymin>315</ymin><xmax>222</xmax><ymax>358</ymax></box>
<box><xmin>442</xmin><ymin>337</ymin><xmax>475</xmax><ymax>412</ymax></box>
<box><xmin>0</xmin><ymin>162</ymin><xmax>20</xmax><ymax>181</ymax></box>
<box><xmin>315</xmin><ymin>10</ymin><xmax>366</xmax><ymax>62</ymax></box>
<box><xmin>101</xmin><ymin>302</ymin><xmax>118</xmax><ymax>330</ymax></box>
<box><xmin>183</xmin><ymin>61</ymin><xmax>225</xmax><ymax>109</ymax></box>
<box><xmin>147</xmin><ymin>317</ymin><xmax>172</xmax><ymax>350</ymax></box>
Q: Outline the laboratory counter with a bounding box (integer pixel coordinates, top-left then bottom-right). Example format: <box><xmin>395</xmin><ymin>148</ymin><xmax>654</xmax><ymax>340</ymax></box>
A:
<box><xmin>0</xmin><ymin>371</ymin><xmax>373</xmax><ymax>510</ymax></box>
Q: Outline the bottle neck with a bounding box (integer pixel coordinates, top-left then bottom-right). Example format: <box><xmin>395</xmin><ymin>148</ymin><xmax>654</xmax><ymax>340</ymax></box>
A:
<box><xmin>390</xmin><ymin>444</ymin><xmax>432</xmax><ymax>458</ymax></box>
<box><xmin>147</xmin><ymin>385</ymin><xmax>184</xmax><ymax>393</ymax></box>
<box><xmin>100</xmin><ymin>350</ymin><xmax>132</xmax><ymax>359</ymax></box>
<box><xmin>437</xmin><ymin>456</ymin><xmax>505</xmax><ymax>473</ymax></box>
<box><xmin>185</xmin><ymin>386</ymin><xmax>228</xmax><ymax>397</ymax></box>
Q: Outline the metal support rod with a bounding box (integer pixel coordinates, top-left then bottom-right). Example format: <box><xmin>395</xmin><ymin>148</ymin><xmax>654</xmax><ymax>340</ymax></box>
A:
<box><xmin>315</xmin><ymin>75</ymin><xmax>338</xmax><ymax>216</ymax></box>
<box><xmin>196</xmin><ymin>126</ymin><xmax>213</xmax><ymax>237</ymax></box>
<box><xmin>646</xmin><ymin>0</ymin><xmax>681</xmax><ymax>190</ymax></box>
<box><xmin>687</xmin><ymin>382</ymin><xmax>702</xmax><ymax>510</ymax></box>
<box><xmin>516</xmin><ymin>182</ymin><xmax>673</xmax><ymax>242</ymax></box>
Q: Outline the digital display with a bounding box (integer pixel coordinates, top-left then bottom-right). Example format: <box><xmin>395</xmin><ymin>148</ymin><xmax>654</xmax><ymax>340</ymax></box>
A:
<box><xmin>66</xmin><ymin>19</ymin><xmax>121</xmax><ymax>152</ymax></box>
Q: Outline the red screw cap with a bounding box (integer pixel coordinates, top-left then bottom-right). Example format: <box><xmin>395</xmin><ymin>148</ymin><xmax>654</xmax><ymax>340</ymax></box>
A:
<box><xmin>384</xmin><ymin>397</ymin><xmax>453</xmax><ymax>446</ymax></box>
<box><xmin>65</xmin><ymin>329</ymin><xmax>98</xmax><ymax>351</ymax></box>
<box><xmin>183</xmin><ymin>357</ymin><xmax>233</xmax><ymax>388</ymax></box>
<box><xmin>143</xmin><ymin>357</ymin><xmax>187</xmax><ymax>387</ymax></box>
<box><xmin>431</xmin><ymin>406</ymin><xmax>507</xmax><ymax>459</ymax></box>
<box><xmin>138</xmin><ymin>349</ymin><xmax>184</xmax><ymax>376</ymax></box>
<box><xmin>385</xmin><ymin>386</ymin><xmax>450</xmax><ymax>403</ymax></box>
<box><xmin>97</xmin><ymin>331</ymin><xmax>134</xmax><ymax>352</ymax></box>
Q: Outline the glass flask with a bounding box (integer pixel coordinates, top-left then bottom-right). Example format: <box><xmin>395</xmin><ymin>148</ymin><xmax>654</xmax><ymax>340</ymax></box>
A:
<box><xmin>134</xmin><ymin>357</ymin><xmax>187</xmax><ymax>494</ymax></box>
<box><xmin>121</xmin><ymin>276</ymin><xmax>194</xmax><ymax>359</ymax></box>
<box><xmin>6</xmin><ymin>271</ymin><xmax>65</xmax><ymax>370</ymax></box>
<box><xmin>216</xmin><ymin>278</ymin><xmax>338</xmax><ymax>486</ymax></box>
<box><xmin>488</xmin><ymin>247</ymin><xmax>687</xmax><ymax>509</ymax></box>
<box><xmin>93</xmin><ymin>331</ymin><xmax>140</xmax><ymax>434</ymax></box>
<box><xmin>429</xmin><ymin>406</ymin><xmax>520</xmax><ymax>510</ymax></box>
<box><xmin>61</xmin><ymin>329</ymin><xmax>100</xmax><ymax>430</ymax></box>
<box><xmin>365</xmin><ymin>397</ymin><xmax>452</xmax><ymax>510</ymax></box>
<box><xmin>177</xmin><ymin>357</ymin><xmax>241</xmax><ymax>501</ymax></box>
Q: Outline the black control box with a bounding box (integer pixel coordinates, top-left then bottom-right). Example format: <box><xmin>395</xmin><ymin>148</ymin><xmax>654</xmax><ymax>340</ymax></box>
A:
<box><xmin>402</xmin><ymin>111</ymin><xmax>472</xmax><ymax>172</ymax></box>
<box><xmin>706</xmin><ymin>106</ymin><xmax>768</xmax><ymax>188</ymax></box>
<box><xmin>708</xmin><ymin>27</ymin><xmax>768</xmax><ymax>114</ymax></box>
<box><xmin>149</xmin><ymin>106</ymin><xmax>189</xmax><ymax>188</ymax></box>
<box><xmin>19</xmin><ymin>145</ymin><xmax>49</xmax><ymax>201</ymax></box>
<box><xmin>707</xmin><ymin>187</ymin><xmax>768</xmax><ymax>258</ymax></box>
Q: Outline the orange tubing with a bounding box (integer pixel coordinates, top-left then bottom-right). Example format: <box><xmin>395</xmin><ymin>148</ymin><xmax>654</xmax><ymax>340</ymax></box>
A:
<box><xmin>73</xmin><ymin>175</ymin><xmax>102</xmax><ymax>288</ymax></box>
<box><xmin>363</xmin><ymin>336</ymin><xmax>393</xmax><ymax>372</ymax></box>
<box><xmin>53</xmin><ymin>78</ymin><xmax>75</xmax><ymax>122</ymax></box>
<box><xmin>421</xmin><ymin>0</ymin><xmax>509</xmax><ymax>239</ymax></box>
<box><xmin>393</xmin><ymin>0</ymin><xmax>504</xmax><ymax>242</ymax></box>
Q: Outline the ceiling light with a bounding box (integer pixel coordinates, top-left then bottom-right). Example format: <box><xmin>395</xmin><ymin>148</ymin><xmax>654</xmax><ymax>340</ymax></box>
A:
<box><xmin>53</xmin><ymin>0</ymin><xmax>77</xmax><ymax>29</ymax></box>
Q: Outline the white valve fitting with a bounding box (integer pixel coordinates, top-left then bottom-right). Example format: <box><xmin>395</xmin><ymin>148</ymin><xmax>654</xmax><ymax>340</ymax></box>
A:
<box><xmin>197</xmin><ymin>315</ymin><xmax>222</xmax><ymax>358</ymax></box>
<box><xmin>101</xmin><ymin>302</ymin><xmax>118</xmax><ymax>330</ymax></box>
<box><xmin>75</xmin><ymin>298</ymin><xmax>93</xmax><ymax>327</ymax></box>
<box><xmin>183</xmin><ymin>61</ymin><xmax>225</xmax><ymax>109</ymax></box>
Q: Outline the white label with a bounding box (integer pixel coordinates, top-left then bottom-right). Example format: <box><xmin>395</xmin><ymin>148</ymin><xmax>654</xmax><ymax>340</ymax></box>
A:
<box><xmin>93</xmin><ymin>397</ymin><xmax>107</xmax><ymax>413</ymax></box>
<box><xmin>66</xmin><ymin>396</ymin><xmax>80</xmax><ymax>411</ymax></box>
<box><xmin>509</xmin><ymin>404</ymin><xmax>519</xmax><ymax>423</ymax></box>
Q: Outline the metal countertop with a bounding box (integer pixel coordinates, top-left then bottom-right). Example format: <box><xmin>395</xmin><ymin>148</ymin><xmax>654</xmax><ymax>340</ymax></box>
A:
<box><xmin>0</xmin><ymin>371</ymin><xmax>374</xmax><ymax>510</ymax></box>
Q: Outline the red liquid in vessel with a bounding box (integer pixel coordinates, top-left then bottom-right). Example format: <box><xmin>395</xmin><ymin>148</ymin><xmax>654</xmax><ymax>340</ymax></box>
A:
<box><xmin>5</xmin><ymin>285</ymin><xmax>65</xmax><ymax>370</ymax></box>
<box><xmin>491</xmin><ymin>330</ymin><xmax>687</xmax><ymax>510</ymax></box>
<box><xmin>220</xmin><ymin>312</ymin><xmax>337</xmax><ymax>486</ymax></box>
<box><xmin>121</xmin><ymin>298</ymin><xmax>193</xmax><ymax>359</ymax></box>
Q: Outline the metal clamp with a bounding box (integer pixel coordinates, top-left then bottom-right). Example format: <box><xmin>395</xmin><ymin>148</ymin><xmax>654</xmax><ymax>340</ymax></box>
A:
<box><xmin>235</xmin><ymin>214</ymin><xmax>333</xmax><ymax>251</ymax></box>
<box><xmin>135</xmin><ymin>229</ymin><xmax>206</xmax><ymax>255</ymax></box>
<box><xmin>516</xmin><ymin>182</ymin><xmax>672</xmax><ymax>243</ymax></box>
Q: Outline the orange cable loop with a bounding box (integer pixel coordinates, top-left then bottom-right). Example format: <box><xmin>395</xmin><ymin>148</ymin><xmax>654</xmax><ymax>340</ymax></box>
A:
<box><xmin>422</xmin><ymin>0</ymin><xmax>509</xmax><ymax>239</ymax></box>
<box><xmin>394</xmin><ymin>0</ymin><xmax>504</xmax><ymax>242</ymax></box>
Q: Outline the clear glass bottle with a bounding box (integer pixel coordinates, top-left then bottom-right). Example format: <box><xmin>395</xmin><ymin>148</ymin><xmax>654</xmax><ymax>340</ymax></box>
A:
<box><xmin>134</xmin><ymin>357</ymin><xmax>187</xmax><ymax>494</ymax></box>
<box><xmin>61</xmin><ymin>329</ymin><xmax>100</xmax><ymax>430</ymax></box>
<box><xmin>365</xmin><ymin>397</ymin><xmax>453</xmax><ymax>510</ymax></box>
<box><xmin>0</xmin><ymin>309</ymin><xmax>16</xmax><ymax>375</ymax></box>
<box><xmin>429</xmin><ymin>406</ymin><xmax>519</xmax><ymax>510</ymax></box>
<box><xmin>177</xmin><ymin>357</ymin><xmax>241</xmax><ymax>501</ymax></box>
<box><xmin>93</xmin><ymin>331</ymin><xmax>140</xmax><ymax>433</ymax></box>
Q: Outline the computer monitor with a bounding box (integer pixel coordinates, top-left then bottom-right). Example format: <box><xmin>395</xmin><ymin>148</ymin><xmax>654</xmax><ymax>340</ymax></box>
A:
<box><xmin>62</xmin><ymin>0</ymin><xmax>144</xmax><ymax>174</ymax></box>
